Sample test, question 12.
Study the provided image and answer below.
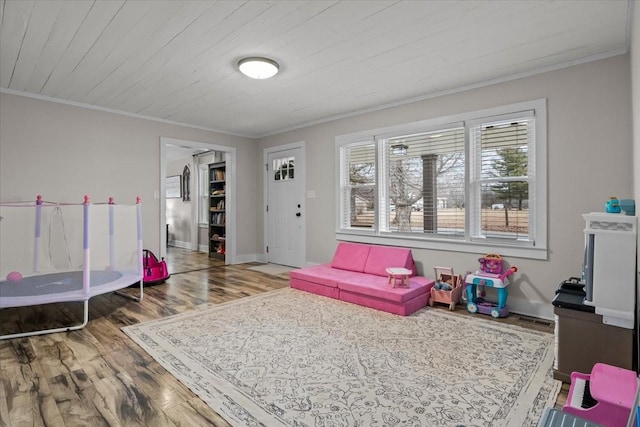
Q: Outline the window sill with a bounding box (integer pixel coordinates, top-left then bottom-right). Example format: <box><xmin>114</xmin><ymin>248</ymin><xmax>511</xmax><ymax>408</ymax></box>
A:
<box><xmin>335</xmin><ymin>231</ymin><xmax>547</xmax><ymax>260</ymax></box>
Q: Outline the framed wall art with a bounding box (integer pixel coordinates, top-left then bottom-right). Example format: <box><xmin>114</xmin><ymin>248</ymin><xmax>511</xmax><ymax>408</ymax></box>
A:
<box><xmin>166</xmin><ymin>175</ymin><xmax>181</xmax><ymax>199</ymax></box>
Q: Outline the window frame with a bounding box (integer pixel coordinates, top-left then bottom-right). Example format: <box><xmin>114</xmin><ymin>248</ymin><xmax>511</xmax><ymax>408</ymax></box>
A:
<box><xmin>335</xmin><ymin>99</ymin><xmax>547</xmax><ymax>260</ymax></box>
<box><xmin>467</xmin><ymin>111</ymin><xmax>536</xmax><ymax>244</ymax></box>
<box><xmin>378</xmin><ymin>123</ymin><xmax>466</xmax><ymax>237</ymax></box>
<box><xmin>197</xmin><ymin>163</ymin><xmax>209</xmax><ymax>226</ymax></box>
<box><xmin>339</xmin><ymin>140</ymin><xmax>378</xmax><ymax>233</ymax></box>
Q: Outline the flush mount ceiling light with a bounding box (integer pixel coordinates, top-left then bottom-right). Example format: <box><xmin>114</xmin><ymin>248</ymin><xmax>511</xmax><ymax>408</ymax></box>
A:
<box><xmin>391</xmin><ymin>143</ymin><xmax>409</xmax><ymax>155</ymax></box>
<box><xmin>238</xmin><ymin>57</ymin><xmax>279</xmax><ymax>79</ymax></box>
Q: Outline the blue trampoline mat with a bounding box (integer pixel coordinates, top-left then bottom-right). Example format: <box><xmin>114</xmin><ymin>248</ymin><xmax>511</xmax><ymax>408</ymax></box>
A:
<box><xmin>0</xmin><ymin>270</ymin><xmax>124</xmax><ymax>297</ymax></box>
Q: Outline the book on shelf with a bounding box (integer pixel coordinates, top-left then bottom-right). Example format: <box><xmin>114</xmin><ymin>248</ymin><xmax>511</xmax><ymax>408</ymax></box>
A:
<box><xmin>210</xmin><ymin>212</ymin><xmax>226</xmax><ymax>225</ymax></box>
<box><xmin>209</xmin><ymin>200</ymin><xmax>225</xmax><ymax>211</ymax></box>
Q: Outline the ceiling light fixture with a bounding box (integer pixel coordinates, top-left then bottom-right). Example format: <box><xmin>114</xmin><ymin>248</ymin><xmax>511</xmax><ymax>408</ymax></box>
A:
<box><xmin>238</xmin><ymin>57</ymin><xmax>279</xmax><ymax>79</ymax></box>
<box><xmin>391</xmin><ymin>143</ymin><xmax>409</xmax><ymax>155</ymax></box>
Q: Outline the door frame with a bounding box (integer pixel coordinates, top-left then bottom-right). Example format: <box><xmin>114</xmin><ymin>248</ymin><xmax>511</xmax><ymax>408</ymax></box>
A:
<box><xmin>160</xmin><ymin>137</ymin><xmax>237</xmax><ymax>264</ymax></box>
<box><xmin>263</xmin><ymin>141</ymin><xmax>306</xmax><ymax>267</ymax></box>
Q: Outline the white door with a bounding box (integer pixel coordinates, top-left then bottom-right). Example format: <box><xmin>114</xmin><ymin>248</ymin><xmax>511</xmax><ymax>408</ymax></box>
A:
<box><xmin>266</xmin><ymin>147</ymin><xmax>305</xmax><ymax>267</ymax></box>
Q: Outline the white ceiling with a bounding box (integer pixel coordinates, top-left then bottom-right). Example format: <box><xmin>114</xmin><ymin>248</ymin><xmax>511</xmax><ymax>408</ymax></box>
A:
<box><xmin>0</xmin><ymin>0</ymin><xmax>631</xmax><ymax>138</ymax></box>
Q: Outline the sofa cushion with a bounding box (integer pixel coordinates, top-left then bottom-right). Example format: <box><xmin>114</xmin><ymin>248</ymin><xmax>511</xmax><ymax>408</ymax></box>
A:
<box><xmin>290</xmin><ymin>278</ymin><xmax>341</xmax><ymax>299</ymax></box>
<box><xmin>363</xmin><ymin>245</ymin><xmax>416</xmax><ymax>277</ymax></box>
<box><xmin>339</xmin><ymin>290</ymin><xmax>429</xmax><ymax>316</ymax></box>
<box><xmin>330</xmin><ymin>242</ymin><xmax>371</xmax><ymax>272</ymax></box>
<box><xmin>291</xmin><ymin>264</ymin><xmax>378</xmax><ymax>288</ymax></box>
<box><xmin>290</xmin><ymin>264</ymin><xmax>341</xmax><ymax>288</ymax></box>
<box><xmin>337</xmin><ymin>276</ymin><xmax>431</xmax><ymax>303</ymax></box>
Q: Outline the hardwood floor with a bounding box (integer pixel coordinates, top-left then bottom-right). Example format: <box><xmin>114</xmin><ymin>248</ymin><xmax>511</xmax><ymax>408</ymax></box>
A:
<box><xmin>0</xmin><ymin>247</ymin><xmax>566</xmax><ymax>426</ymax></box>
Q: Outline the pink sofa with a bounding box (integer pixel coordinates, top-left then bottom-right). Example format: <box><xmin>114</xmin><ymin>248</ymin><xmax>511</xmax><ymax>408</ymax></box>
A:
<box><xmin>289</xmin><ymin>242</ymin><xmax>434</xmax><ymax>316</ymax></box>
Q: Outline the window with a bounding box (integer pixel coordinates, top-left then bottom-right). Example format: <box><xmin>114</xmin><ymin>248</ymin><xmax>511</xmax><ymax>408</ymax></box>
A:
<box><xmin>273</xmin><ymin>156</ymin><xmax>295</xmax><ymax>180</ymax></box>
<box><xmin>469</xmin><ymin>112</ymin><xmax>534</xmax><ymax>243</ymax></box>
<box><xmin>336</xmin><ymin>100</ymin><xmax>547</xmax><ymax>259</ymax></box>
<box><xmin>381</xmin><ymin>126</ymin><xmax>465</xmax><ymax>237</ymax></box>
<box><xmin>198</xmin><ymin>164</ymin><xmax>209</xmax><ymax>224</ymax></box>
<box><xmin>340</xmin><ymin>142</ymin><xmax>376</xmax><ymax>229</ymax></box>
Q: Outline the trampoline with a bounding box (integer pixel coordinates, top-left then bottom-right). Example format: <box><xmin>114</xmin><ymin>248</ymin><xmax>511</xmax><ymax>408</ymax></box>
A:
<box><xmin>0</xmin><ymin>196</ymin><xmax>143</xmax><ymax>340</ymax></box>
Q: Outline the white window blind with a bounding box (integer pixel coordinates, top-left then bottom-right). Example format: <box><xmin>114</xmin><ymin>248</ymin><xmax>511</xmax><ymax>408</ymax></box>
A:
<box><xmin>340</xmin><ymin>142</ymin><xmax>376</xmax><ymax>229</ymax></box>
<box><xmin>381</xmin><ymin>127</ymin><xmax>465</xmax><ymax>237</ymax></box>
<box><xmin>469</xmin><ymin>111</ymin><xmax>534</xmax><ymax>242</ymax></box>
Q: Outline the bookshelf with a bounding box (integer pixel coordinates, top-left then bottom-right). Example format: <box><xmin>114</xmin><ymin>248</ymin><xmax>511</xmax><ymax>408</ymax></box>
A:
<box><xmin>208</xmin><ymin>161</ymin><xmax>226</xmax><ymax>259</ymax></box>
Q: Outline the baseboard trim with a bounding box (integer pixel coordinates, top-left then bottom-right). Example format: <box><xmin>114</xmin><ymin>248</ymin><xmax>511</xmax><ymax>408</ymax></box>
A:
<box><xmin>508</xmin><ymin>296</ymin><xmax>554</xmax><ymax>321</ymax></box>
<box><xmin>233</xmin><ymin>253</ymin><xmax>262</xmax><ymax>264</ymax></box>
<box><xmin>169</xmin><ymin>240</ymin><xmax>191</xmax><ymax>249</ymax></box>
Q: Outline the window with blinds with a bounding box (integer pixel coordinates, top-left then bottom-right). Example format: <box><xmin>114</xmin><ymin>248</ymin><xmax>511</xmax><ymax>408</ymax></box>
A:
<box><xmin>469</xmin><ymin>112</ymin><xmax>534</xmax><ymax>242</ymax></box>
<box><xmin>382</xmin><ymin>127</ymin><xmax>465</xmax><ymax>237</ymax></box>
<box><xmin>340</xmin><ymin>142</ymin><xmax>376</xmax><ymax>229</ymax></box>
<box><xmin>335</xmin><ymin>99</ymin><xmax>545</xmax><ymax>257</ymax></box>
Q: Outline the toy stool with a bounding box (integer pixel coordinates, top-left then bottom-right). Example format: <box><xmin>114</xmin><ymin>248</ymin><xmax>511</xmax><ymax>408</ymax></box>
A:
<box><xmin>386</xmin><ymin>267</ymin><xmax>411</xmax><ymax>288</ymax></box>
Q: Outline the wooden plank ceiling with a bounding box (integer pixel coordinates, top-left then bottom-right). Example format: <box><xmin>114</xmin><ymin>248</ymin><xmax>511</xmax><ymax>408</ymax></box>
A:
<box><xmin>0</xmin><ymin>0</ymin><xmax>630</xmax><ymax>138</ymax></box>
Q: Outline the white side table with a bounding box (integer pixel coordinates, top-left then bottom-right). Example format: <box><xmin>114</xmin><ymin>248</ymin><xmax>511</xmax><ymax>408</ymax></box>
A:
<box><xmin>386</xmin><ymin>267</ymin><xmax>411</xmax><ymax>288</ymax></box>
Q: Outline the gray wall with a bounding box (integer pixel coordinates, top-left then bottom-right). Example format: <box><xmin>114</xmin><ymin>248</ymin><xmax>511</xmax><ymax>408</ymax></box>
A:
<box><xmin>259</xmin><ymin>54</ymin><xmax>633</xmax><ymax>319</ymax></box>
<box><xmin>0</xmin><ymin>93</ymin><xmax>260</xmax><ymax>258</ymax></box>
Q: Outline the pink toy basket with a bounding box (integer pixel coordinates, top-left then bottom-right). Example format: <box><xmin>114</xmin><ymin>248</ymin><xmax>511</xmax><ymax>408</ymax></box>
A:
<box><xmin>429</xmin><ymin>266</ymin><xmax>463</xmax><ymax>311</ymax></box>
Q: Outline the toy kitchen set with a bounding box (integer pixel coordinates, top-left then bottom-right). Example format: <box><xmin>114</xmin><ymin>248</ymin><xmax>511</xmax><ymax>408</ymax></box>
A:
<box><xmin>552</xmin><ymin>198</ymin><xmax>638</xmax><ymax>383</ymax></box>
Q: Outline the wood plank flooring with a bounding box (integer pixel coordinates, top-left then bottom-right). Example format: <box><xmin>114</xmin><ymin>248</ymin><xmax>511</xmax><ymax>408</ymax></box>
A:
<box><xmin>1</xmin><ymin>247</ymin><xmax>566</xmax><ymax>426</ymax></box>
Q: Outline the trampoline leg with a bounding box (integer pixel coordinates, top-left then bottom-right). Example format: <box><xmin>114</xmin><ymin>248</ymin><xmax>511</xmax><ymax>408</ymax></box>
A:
<box><xmin>115</xmin><ymin>279</ymin><xmax>144</xmax><ymax>302</ymax></box>
<box><xmin>0</xmin><ymin>300</ymin><xmax>90</xmax><ymax>340</ymax></box>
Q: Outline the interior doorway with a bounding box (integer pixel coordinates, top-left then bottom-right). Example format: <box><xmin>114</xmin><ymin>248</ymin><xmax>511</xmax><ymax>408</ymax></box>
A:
<box><xmin>160</xmin><ymin>137</ymin><xmax>236</xmax><ymax>264</ymax></box>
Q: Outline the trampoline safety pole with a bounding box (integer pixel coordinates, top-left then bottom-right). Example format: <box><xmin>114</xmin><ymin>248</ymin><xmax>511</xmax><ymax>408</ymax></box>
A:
<box><xmin>83</xmin><ymin>195</ymin><xmax>91</xmax><ymax>297</ymax></box>
<box><xmin>34</xmin><ymin>195</ymin><xmax>42</xmax><ymax>272</ymax></box>
<box><xmin>108</xmin><ymin>197</ymin><xmax>115</xmax><ymax>269</ymax></box>
<box><xmin>136</xmin><ymin>197</ymin><xmax>144</xmax><ymax>301</ymax></box>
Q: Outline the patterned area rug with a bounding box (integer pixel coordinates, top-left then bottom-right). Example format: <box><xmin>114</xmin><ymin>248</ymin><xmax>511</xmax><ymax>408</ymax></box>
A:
<box><xmin>122</xmin><ymin>289</ymin><xmax>560</xmax><ymax>427</ymax></box>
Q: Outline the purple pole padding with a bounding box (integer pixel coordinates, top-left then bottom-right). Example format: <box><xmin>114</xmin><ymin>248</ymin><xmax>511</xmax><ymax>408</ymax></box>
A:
<box><xmin>34</xmin><ymin>195</ymin><xmax>43</xmax><ymax>272</ymax></box>
<box><xmin>136</xmin><ymin>199</ymin><xmax>143</xmax><ymax>276</ymax></box>
<box><xmin>109</xmin><ymin>200</ymin><xmax>115</xmax><ymax>268</ymax></box>
<box><xmin>83</xmin><ymin>196</ymin><xmax>90</xmax><ymax>250</ymax></box>
<box><xmin>109</xmin><ymin>200</ymin><xmax>114</xmax><ymax>236</ymax></box>
<box><xmin>83</xmin><ymin>197</ymin><xmax>90</xmax><ymax>296</ymax></box>
<box><xmin>136</xmin><ymin>201</ymin><xmax>142</xmax><ymax>240</ymax></box>
<box><xmin>35</xmin><ymin>195</ymin><xmax>42</xmax><ymax>238</ymax></box>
